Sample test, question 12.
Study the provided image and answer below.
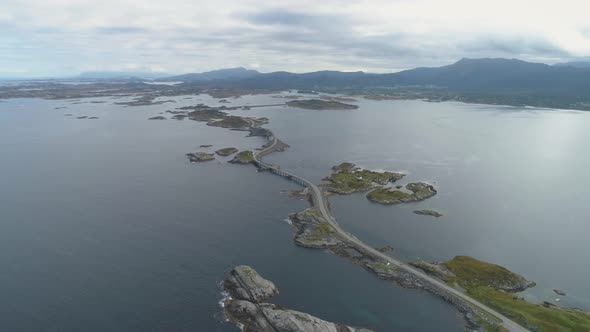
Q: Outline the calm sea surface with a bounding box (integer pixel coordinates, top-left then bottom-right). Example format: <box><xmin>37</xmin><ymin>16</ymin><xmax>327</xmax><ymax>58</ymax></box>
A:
<box><xmin>0</xmin><ymin>92</ymin><xmax>588</xmax><ymax>331</ymax></box>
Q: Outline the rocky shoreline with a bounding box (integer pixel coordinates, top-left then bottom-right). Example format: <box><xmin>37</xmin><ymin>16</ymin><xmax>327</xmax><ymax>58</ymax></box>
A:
<box><xmin>222</xmin><ymin>265</ymin><xmax>374</xmax><ymax>332</ymax></box>
<box><xmin>287</xmin><ymin>209</ymin><xmax>497</xmax><ymax>331</ymax></box>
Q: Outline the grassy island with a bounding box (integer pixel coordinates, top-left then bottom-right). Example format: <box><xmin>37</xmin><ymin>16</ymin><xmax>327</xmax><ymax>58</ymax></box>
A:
<box><xmin>215</xmin><ymin>147</ymin><xmax>238</xmax><ymax>156</ymax></box>
<box><xmin>323</xmin><ymin>162</ymin><xmax>405</xmax><ymax>194</ymax></box>
<box><xmin>366</xmin><ymin>182</ymin><xmax>437</xmax><ymax>204</ymax></box>
<box><xmin>229</xmin><ymin>150</ymin><xmax>254</xmax><ymax>164</ymax></box>
<box><xmin>286</xmin><ymin>99</ymin><xmax>358</xmax><ymax>110</ymax></box>
<box><xmin>413</xmin><ymin>256</ymin><xmax>590</xmax><ymax>331</ymax></box>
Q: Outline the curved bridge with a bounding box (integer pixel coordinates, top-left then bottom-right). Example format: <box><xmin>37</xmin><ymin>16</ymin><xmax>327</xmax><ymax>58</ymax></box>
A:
<box><xmin>251</xmin><ymin>127</ymin><xmax>528</xmax><ymax>332</ymax></box>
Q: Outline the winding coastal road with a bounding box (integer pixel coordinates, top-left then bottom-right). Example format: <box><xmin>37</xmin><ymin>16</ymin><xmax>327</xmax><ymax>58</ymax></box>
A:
<box><xmin>251</xmin><ymin>128</ymin><xmax>528</xmax><ymax>332</ymax></box>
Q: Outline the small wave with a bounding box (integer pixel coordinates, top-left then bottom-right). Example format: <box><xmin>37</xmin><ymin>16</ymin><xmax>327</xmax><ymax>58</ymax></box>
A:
<box><xmin>219</xmin><ymin>290</ymin><xmax>231</xmax><ymax>309</ymax></box>
<box><xmin>283</xmin><ymin>218</ymin><xmax>293</xmax><ymax>225</ymax></box>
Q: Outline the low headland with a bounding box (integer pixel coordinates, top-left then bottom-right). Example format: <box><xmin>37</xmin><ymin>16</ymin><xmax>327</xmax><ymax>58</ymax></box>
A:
<box><xmin>412</xmin><ymin>256</ymin><xmax>590</xmax><ymax>332</ymax></box>
<box><xmin>286</xmin><ymin>99</ymin><xmax>359</xmax><ymax>110</ymax></box>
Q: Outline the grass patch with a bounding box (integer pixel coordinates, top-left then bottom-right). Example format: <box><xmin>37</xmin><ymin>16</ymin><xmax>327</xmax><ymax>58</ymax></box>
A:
<box><xmin>367</xmin><ymin>187</ymin><xmax>412</xmax><ymax>202</ymax></box>
<box><xmin>215</xmin><ymin>147</ymin><xmax>238</xmax><ymax>156</ymax></box>
<box><xmin>229</xmin><ymin>150</ymin><xmax>254</xmax><ymax>164</ymax></box>
<box><xmin>315</xmin><ymin>222</ymin><xmax>334</xmax><ymax>235</ymax></box>
<box><xmin>468</xmin><ymin>286</ymin><xmax>590</xmax><ymax>332</ymax></box>
<box><xmin>443</xmin><ymin>256</ymin><xmax>532</xmax><ymax>291</ymax></box>
<box><xmin>366</xmin><ymin>183</ymin><xmax>436</xmax><ymax>204</ymax></box>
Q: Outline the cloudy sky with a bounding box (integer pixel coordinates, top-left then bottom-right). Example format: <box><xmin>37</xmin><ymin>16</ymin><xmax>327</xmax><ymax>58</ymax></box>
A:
<box><xmin>2</xmin><ymin>0</ymin><xmax>590</xmax><ymax>77</ymax></box>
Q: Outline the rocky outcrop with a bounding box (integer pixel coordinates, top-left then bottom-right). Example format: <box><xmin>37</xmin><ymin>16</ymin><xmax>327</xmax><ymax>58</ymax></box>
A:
<box><xmin>413</xmin><ymin>209</ymin><xmax>443</xmax><ymax>218</ymax></box>
<box><xmin>186</xmin><ymin>152</ymin><xmax>215</xmax><ymax>162</ymax></box>
<box><xmin>410</xmin><ymin>260</ymin><xmax>456</xmax><ymax>282</ymax></box>
<box><xmin>224</xmin><ymin>265</ymin><xmax>278</xmax><ymax>303</ymax></box>
<box><xmin>148</xmin><ymin>116</ymin><xmax>166</xmax><ymax>120</ymax></box>
<box><xmin>289</xmin><ymin>208</ymin><xmax>343</xmax><ymax>248</ymax></box>
<box><xmin>222</xmin><ymin>265</ymin><xmax>374</xmax><ymax>332</ymax></box>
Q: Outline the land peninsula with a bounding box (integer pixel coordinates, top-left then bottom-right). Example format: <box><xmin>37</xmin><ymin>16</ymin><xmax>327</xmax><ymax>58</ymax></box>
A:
<box><xmin>412</xmin><ymin>257</ymin><xmax>590</xmax><ymax>332</ymax></box>
<box><xmin>222</xmin><ymin>265</ymin><xmax>374</xmax><ymax>332</ymax></box>
<box><xmin>286</xmin><ymin>99</ymin><xmax>359</xmax><ymax>110</ymax></box>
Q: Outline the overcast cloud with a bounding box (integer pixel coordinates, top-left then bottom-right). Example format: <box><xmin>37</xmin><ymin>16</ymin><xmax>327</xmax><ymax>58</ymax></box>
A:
<box><xmin>1</xmin><ymin>0</ymin><xmax>590</xmax><ymax>77</ymax></box>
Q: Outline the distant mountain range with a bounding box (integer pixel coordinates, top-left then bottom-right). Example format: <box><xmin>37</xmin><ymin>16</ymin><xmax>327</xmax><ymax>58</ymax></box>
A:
<box><xmin>163</xmin><ymin>67</ymin><xmax>260</xmax><ymax>81</ymax></box>
<box><xmin>154</xmin><ymin>58</ymin><xmax>590</xmax><ymax>98</ymax></box>
<box><xmin>78</xmin><ymin>71</ymin><xmax>170</xmax><ymax>80</ymax></box>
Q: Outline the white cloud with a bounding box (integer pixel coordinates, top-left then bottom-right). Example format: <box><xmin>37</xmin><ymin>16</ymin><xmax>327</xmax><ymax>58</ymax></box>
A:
<box><xmin>1</xmin><ymin>0</ymin><xmax>590</xmax><ymax>76</ymax></box>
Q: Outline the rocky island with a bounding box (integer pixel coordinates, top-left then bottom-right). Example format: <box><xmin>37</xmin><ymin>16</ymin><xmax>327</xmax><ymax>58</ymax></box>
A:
<box><xmin>186</xmin><ymin>152</ymin><xmax>215</xmax><ymax>162</ymax></box>
<box><xmin>286</xmin><ymin>99</ymin><xmax>359</xmax><ymax>110</ymax></box>
<box><xmin>413</xmin><ymin>209</ymin><xmax>443</xmax><ymax>217</ymax></box>
<box><xmin>366</xmin><ymin>182</ymin><xmax>437</xmax><ymax>204</ymax></box>
<box><xmin>215</xmin><ymin>147</ymin><xmax>238</xmax><ymax>156</ymax></box>
<box><xmin>322</xmin><ymin>162</ymin><xmax>405</xmax><ymax>194</ymax></box>
<box><xmin>222</xmin><ymin>265</ymin><xmax>374</xmax><ymax>332</ymax></box>
<box><xmin>229</xmin><ymin>150</ymin><xmax>254</xmax><ymax>164</ymax></box>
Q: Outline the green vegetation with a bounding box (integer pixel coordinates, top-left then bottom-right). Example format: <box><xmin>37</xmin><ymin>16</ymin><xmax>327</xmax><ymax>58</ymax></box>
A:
<box><xmin>468</xmin><ymin>286</ymin><xmax>590</xmax><ymax>332</ymax></box>
<box><xmin>443</xmin><ymin>256</ymin><xmax>534</xmax><ymax>292</ymax></box>
<box><xmin>366</xmin><ymin>182</ymin><xmax>437</xmax><ymax>204</ymax></box>
<box><xmin>315</xmin><ymin>222</ymin><xmax>334</xmax><ymax>235</ymax></box>
<box><xmin>367</xmin><ymin>187</ymin><xmax>412</xmax><ymax>202</ymax></box>
<box><xmin>207</xmin><ymin>116</ymin><xmax>251</xmax><ymax>128</ymax></box>
<box><xmin>229</xmin><ymin>150</ymin><xmax>254</xmax><ymax>164</ymax></box>
<box><xmin>415</xmin><ymin>256</ymin><xmax>590</xmax><ymax>331</ymax></box>
<box><xmin>324</xmin><ymin>163</ymin><xmax>404</xmax><ymax>194</ymax></box>
<box><xmin>367</xmin><ymin>262</ymin><xmax>394</xmax><ymax>273</ymax></box>
<box><xmin>215</xmin><ymin>147</ymin><xmax>238</xmax><ymax>156</ymax></box>
<box><xmin>286</xmin><ymin>99</ymin><xmax>358</xmax><ymax>110</ymax></box>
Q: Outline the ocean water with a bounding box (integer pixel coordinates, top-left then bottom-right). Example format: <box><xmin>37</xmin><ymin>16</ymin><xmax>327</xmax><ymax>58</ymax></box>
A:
<box><xmin>0</xmin><ymin>96</ymin><xmax>464</xmax><ymax>332</ymax></box>
<box><xmin>238</xmin><ymin>94</ymin><xmax>590</xmax><ymax>311</ymax></box>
